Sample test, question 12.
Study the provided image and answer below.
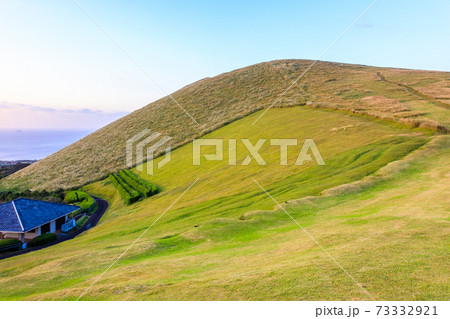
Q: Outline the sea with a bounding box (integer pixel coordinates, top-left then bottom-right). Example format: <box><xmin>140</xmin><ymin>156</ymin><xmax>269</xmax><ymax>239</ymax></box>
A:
<box><xmin>0</xmin><ymin>130</ymin><xmax>93</xmax><ymax>161</ymax></box>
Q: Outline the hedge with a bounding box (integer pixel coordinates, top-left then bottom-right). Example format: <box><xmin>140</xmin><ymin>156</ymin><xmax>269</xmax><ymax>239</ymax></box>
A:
<box><xmin>28</xmin><ymin>233</ymin><xmax>57</xmax><ymax>247</ymax></box>
<box><xmin>76</xmin><ymin>215</ymin><xmax>89</xmax><ymax>229</ymax></box>
<box><xmin>64</xmin><ymin>191</ymin><xmax>96</xmax><ymax>215</ymax></box>
<box><xmin>109</xmin><ymin>174</ymin><xmax>140</xmax><ymax>205</ymax></box>
<box><xmin>122</xmin><ymin>170</ymin><xmax>158</xmax><ymax>195</ymax></box>
<box><xmin>118</xmin><ymin>171</ymin><xmax>147</xmax><ymax>196</ymax></box>
<box><xmin>119</xmin><ymin>171</ymin><xmax>157</xmax><ymax>197</ymax></box>
<box><xmin>0</xmin><ymin>239</ymin><xmax>22</xmax><ymax>252</ymax></box>
<box><xmin>0</xmin><ymin>188</ymin><xmax>65</xmax><ymax>203</ymax></box>
<box><xmin>79</xmin><ymin>195</ymin><xmax>95</xmax><ymax>212</ymax></box>
<box><xmin>64</xmin><ymin>191</ymin><xmax>81</xmax><ymax>203</ymax></box>
<box><xmin>87</xmin><ymin>201</ymin><xmax>98</xmax><ymax>215</ymax></box>
<box><xmin>109</xmin><ymin>170</ymin><xmax>158</xmax><ymax>205</ymax></box>
<box><xmin>115</xmin><ymin>174</ymin><xmax>140</xmax><ymax>198</ymax></box>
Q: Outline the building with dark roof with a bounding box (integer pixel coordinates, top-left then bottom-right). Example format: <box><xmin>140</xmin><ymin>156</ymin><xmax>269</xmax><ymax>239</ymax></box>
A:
<box><xmin>0</xmin><ymin>198</ymin><xmax>79</xmax><ymax>242</ymax></box>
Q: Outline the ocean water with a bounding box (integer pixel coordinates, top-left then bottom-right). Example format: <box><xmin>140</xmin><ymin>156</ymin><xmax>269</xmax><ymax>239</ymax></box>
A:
<box><xmin>0</xmin><ymin>130</ymin><xmax>92</xmax><ymax>161</ymax></box>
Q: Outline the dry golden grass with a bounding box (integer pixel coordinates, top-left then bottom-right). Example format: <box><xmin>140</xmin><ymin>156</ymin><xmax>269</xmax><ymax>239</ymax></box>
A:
<box><xmin>1</xmin><ymin>60</ymin><xmax>449</xmax><ymax>191</ymax></box>
<box><xmin>381</xmin><ymin>68</ymin><xmax>450</xmax><ymax>101</ymax></box>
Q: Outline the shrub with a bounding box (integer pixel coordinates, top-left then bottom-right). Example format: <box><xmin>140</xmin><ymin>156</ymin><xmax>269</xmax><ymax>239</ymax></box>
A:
<box><xmin>0</xmin><ymin>190</ymin><xmax>14</xmax><ymax>202</ymax></box>
<box><xmin>39</xmin><ymin>190</ymin><xmax>50</xmax><ymax>197</ymax></box>
<box><xmin>78</xmin><ymin>195</ymin><xmax>95</xmax><ymax>212</ymax></box>
<box><xmin>28</xmin><ymin>233</ymin><xmax>57</xmax><ymax>247</ymax></box>
<box><xmin>76</xmin><ymin>215</ymin><xmax>89</xmax><ymax>229</ymax></box>
<box><xmin>64</xmin><ymin>191</ymin><xmax>80</xmax><ymax>203</ymax></box>
<box><xmin>109</xmin><ymin>170</ymin><xmax>158</xmax><ymax>205</ymax></box>
<box><xmin>121</xmin><ymin>170</ymin><xmax>158</xmax><ymax>196</ymax></box>
<box><xmin>114</xmin><ymin>174</ymin><xmax>140</xmax><ymax>198</ymax></box>
<box><xmin>86</xmin><ymin>201</ymin><xmax>98</xmax><ymax>215</ymax></box>
<box><xmin>118</xmin><ymin>171</ymin><xmax>152</xmax><ymax>197</ymax></box>
<box><xmin>109</xmin><ymin>174</ymin><xmax>140</xmax><ymax>205</ymax></box>
<box><xmin>64</xmin><ymin>191</ymin><xmax>96</xmax><ymax>214</ymax></box>
<box><xmin>0</xmin><ymin>239</ymin><xmax>22</xmax><ymax>252</ymax></box>
<box><xmin>118</xmin><ymin>171</ymin><xmax>146</xmax><ymax>196</ymax></box>
<box><xmin>0</xmin><ymin>188</ymin><xmax>65</xmax><ymax>203</ymax></box>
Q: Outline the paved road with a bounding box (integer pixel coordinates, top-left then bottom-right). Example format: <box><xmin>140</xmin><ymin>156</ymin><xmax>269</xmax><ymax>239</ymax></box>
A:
<box><xmin>0</xmin><ymin>196</ymin><xmax>109</xmax><ymax>260</ymax></box>
<box><xmin>84</xmin><ymin>196</ymin><xmax>109</xmax><ymax>229</ymax></box>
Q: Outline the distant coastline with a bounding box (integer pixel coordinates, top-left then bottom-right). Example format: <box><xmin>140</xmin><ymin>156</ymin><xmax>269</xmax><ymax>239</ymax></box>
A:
<box><xmin>0</xmin><ymin>160</ymin><xmax>37</xmax><ymax>167</ymax></box>
<box><xmin>0</xmin><ymin>129</ymin><xmax>92</xmax><ymax>161</ymax></box>
<box><xmin>0</xmin><ymin>161</ymin><xmax>36</xmax><ymax>180</ymax></box>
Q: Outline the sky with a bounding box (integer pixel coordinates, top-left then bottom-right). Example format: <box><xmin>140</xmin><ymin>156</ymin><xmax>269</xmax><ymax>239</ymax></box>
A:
<box><xmin>0</xmin><ymin>0</ymin><xmax>449</xmax><ymax>130</ymax></box>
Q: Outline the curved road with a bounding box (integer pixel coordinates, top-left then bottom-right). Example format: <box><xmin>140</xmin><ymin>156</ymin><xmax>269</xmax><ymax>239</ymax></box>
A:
<box><xmin>0</xmin><ymin>196</ymin><xmax>109</xmax><ymax>260</ymax></box>
<box><xmin>84</xmin><ymin>196</ymin><xmax>109</xmax><ymax>229</ymax></box>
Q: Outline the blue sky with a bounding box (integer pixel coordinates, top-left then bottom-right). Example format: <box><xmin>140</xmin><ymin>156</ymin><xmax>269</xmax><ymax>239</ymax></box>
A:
<box><xmin>0</xmin><ymin>0</ymin><xmax>449</xmax><ymax>129</ymax></box>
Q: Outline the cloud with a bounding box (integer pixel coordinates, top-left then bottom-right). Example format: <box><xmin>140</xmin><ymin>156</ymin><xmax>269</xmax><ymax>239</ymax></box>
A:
<box><xmin>0</xmin><ymin>101</ymin><xmax>55</xmax><ymax>112</ymax></box>
<box><xmin>0</xmin><ymin>101</ymin><xmax>129</xmax><ymax>130</ymax></box>
<box><xmin>0</xmin><ymin>101</ymin><xmax>125</xmax><ymax>115</ymax></box>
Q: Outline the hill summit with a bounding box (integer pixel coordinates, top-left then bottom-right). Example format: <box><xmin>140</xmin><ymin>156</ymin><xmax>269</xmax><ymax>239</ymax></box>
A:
<box><xmin>2</xmin><ymin>59</ymin><xmax>449</xmax><ymax>190</ymax></box>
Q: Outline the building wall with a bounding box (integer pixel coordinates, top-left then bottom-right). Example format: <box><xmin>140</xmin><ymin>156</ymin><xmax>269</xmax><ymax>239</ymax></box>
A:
<box><xmin>1</xmin><ymin>232</ymin><xmax>23</xmax><ymax>240</ymax></box>
<box><xmin>25</xmin><ymin>229</ymin><xmax>40</xmax><ymax>240</ymax></box>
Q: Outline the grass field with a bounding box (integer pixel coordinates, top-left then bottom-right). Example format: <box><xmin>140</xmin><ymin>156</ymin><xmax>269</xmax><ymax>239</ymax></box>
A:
<box><xmin>1</xmin><ymin>60</ymin><xmax>449</xmax><ymax>191</ymax></box>
<box><xmin>1</xmin><ymin>107</ymin><xmax>447</xmax><ymax>300</ymax></box>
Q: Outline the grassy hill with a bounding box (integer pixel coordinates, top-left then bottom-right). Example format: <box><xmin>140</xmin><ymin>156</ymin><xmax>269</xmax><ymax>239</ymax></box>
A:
<box><xmin>0</xmin><ymin>60</ymin><xmax>448</xmax><ymax>300</ymax></box>
<box><xmin>1</xmin><ymin>60</ymin><xmax>449</xmax><ymax>191</ymax></box>
<box><xmin>0</xmin><ymin>162</ymin><xmax>31</xmax><ymax>180</ymax></box>
<box><xmin>0</xmin><ymin>105</ymin><xmax>448</xmax><ymax>300</ymax></box>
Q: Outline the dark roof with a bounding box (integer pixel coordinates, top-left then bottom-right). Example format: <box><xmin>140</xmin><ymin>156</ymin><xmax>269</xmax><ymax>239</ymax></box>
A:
<box><xmin>0</xmin><ymin>198</ymin><xmax>79</xmax><ymax>232</ymax></box>
<box><xmin>0</xmin><ymin>201</ymin><xmax>22</xmax><ymax>232</ymax></box>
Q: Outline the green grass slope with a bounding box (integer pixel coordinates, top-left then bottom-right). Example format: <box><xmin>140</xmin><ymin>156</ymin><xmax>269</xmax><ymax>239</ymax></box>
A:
<box><xmin>1</xmin><ymin>60</ymin><xmax>449</xmax><ymax>191</ymax></box>
<box><xmin>1</xmin><ymin>107</ymin><xmax>447</xmax><ymax>300</ymax></box>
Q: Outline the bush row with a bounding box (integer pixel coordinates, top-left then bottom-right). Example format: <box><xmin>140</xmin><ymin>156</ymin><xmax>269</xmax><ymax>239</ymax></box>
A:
<box><xmin>64</xmin><ymin>191</ymin><xmax>97</xmax><ymax>216</ymax></box>
<box><xmin>114</xmin><ymin>174</ymin><xmax>140</xmax><ymax>199</ymax></box>
<box><xmin>119</xmin><ymin>170</ymin><xmax>158</xmax><ymax>197</ymax></box>
<box><xmin>0</xmin><ymin>239</ymin><xmax>22</xmax><ymax>252</ymax></box>
<box><xmin>28</xmin><ymin>233</ymin><xmax>57</xmax><ymax>247</ymax></box>
<box><xmin>76</xmin><ymin>215</ymin><xmax>89</xmax><ymax>229</ymax></box>
<box><xmin>109</xmin><ymin>174</ymin><xmax>140</xmax><ymax>205</ymax></box>
<box><xmin>64</xmin><ymin>191</ymin><xmax>81</xmax><ymax>203</ymax></box>
<box><xmin>109</xmin><ymin>170</ymin><xmax>159</xmax><ymax>205</ymax></box>
<box><xmin>118</xmin><ymin>171</ymin><xmax>149</xmax><ymax>196</ymax></box>
<box><xmin>0</xmin><ymin>188</ymin><xmax>65</xmax><ymax>204</ymax></box>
